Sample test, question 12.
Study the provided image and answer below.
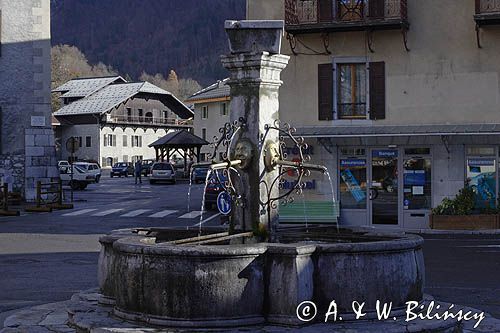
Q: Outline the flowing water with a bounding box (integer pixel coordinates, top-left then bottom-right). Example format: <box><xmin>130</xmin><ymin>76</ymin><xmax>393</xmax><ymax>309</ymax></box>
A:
<box><xmin>186</xmin><ymin>168</ymin><xmax>195</xmax><ymax>213</ymax></box>
<box><xmin>324</xmin><ymin>170</ymin><xmax>339</xmax><ymax>233</ymax></box>
<box><xmin>300</xmin><ymin>190</ymin><xmax>309</xmax><ymax>233</ymax></box>
<box><xmin>198</xmin><ymin>169</ymin><xmax>213</xmax><ymax>240</ymax></box>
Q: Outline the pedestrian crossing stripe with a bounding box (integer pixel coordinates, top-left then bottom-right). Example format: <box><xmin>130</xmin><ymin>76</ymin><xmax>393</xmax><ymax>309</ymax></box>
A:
<box><xmin>92</xmin><ymin>209</ymin><xmax>123</xmax><ymax>217</ymax></box>
<box><xmin>179</xmin><ymin>211</ymin><xmax>203</xmax><ymax>219</ymax></box>
<box><xmin>62</xmin><ymin>209</ymin><xmax>98</xmax><ymax>216</ymax></box>
<box><xmin>120</xmin><ymin>209</ymin><xmax>152</xmax><ymax>217</ymax></box>
<box><xmin>149</xmin><ymin>210</ymin><xmax>177</xmax><ymax>218</ymax></box>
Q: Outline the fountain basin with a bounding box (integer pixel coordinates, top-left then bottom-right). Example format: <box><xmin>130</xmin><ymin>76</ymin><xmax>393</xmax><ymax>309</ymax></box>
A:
<box><xmin>225</xmin><ymin>20</ymin><xmax>284</xmax><ymax>54</ymax></box>
<box><xmin>99</xmin><ymin>228</ymin><xmax>424</xmax><ymax>328</ymax></box>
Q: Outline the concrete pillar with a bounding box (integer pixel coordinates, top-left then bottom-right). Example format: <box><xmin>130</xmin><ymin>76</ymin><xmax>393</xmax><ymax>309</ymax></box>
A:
<box><xmin>221</xmin><ymin>21</ymin><xmax>289</xmax><ymax>236</ymax></box>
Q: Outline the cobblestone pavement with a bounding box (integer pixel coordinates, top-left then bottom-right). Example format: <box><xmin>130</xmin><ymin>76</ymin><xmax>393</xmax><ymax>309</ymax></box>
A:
<box><xmin>2</xmin><ymin>290</ymin><xmax>500</xmax><ymax>333</ymax></box>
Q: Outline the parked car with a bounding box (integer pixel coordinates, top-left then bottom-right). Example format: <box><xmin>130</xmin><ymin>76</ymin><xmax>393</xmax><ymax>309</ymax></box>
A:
<box><xmin>73</xmin><ymin>162</ymin><xmax>101</xmax><ymax>183</ymax></box>
<box><xmin>111</xmin><ymin>162</ymin><xmax>134</xmax><ymax>177</ymax></box>
<box><xmin>141</xmin><ymin>159</ymin><xmax>155</xmax><ymax>176</ymax></box>
<box><xmin>204</xmin><ymin>172</ymin><xmax>227</xmax><ymax>210</ymax></box>
<box><xmin>150</xmin><ymin>162</ymin><xmax>176</xmax><ymax>184</ymax></box>
<box><xmin>58</xmin><ymin>160</ymin><xmax>70</xmax><ymax>168</ymax></box>
<box><xmin>191</xmin><ymin>165</ymin><xmax>209</xmax><ymax>184</ymax></box>
<box><xmin>59</xmin><ymin>165</ymin><xmax>95</xmax><ymax>190</ymax></box>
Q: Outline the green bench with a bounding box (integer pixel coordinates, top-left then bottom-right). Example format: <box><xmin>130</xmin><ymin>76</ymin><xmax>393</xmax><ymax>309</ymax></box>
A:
<box><xmin>279</xmin><ymin>201</ymin><xmax>340</xmax><ymax>224</ymax></box>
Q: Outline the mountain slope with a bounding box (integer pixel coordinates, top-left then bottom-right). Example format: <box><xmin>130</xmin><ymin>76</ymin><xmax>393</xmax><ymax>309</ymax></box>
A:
<box><xmin>51</xmin><ymin>0</ymin><xmax>246</xmax><ymax>85</ymax></box>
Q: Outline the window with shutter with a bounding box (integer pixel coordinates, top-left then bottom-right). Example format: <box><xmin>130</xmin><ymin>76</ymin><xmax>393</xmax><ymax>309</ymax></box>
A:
<box><xmin>318</xmin><ymin>63</ymin><xmax>333</xmax><ymax>121</ymax></box>
<box><xmin>369</xmin><ymin>62</ymin><xmax>386</xmax><ymax>120</ymax></box>
<box><xmin>319</xmin><ymin>0</ymin><xmax>333</xmax><ymax>22</ymax></box>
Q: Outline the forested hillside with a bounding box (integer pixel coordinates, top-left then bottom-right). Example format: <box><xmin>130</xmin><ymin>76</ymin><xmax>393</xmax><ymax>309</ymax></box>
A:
<box><xmin>50</xmin><ymin>0</ymin><xmax>246</xmax><ymax>85</ymax></box>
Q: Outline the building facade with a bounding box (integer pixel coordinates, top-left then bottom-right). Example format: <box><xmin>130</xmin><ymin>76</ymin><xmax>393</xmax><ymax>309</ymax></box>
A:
<box><xmin>247</xmin><ymin>0</ymin><xmax>500</xmax><ymax>230</ymax></box>
<box><xmin>0</xmin><ymin>0</ymin><xmax>58</xmax><ymax>200</ymax></box>
<box><xmin>187</xmin><ymin>79</ymin><xmax>230</xmax><ymax>161</ymax></box>
<box><xmin>53</xmin><ymin>78</ymin><xmax>193</xmax><ymax>167</ymax></box>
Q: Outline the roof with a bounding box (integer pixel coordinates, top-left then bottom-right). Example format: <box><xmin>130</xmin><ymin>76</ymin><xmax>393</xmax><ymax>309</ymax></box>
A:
<box><xmin>149</xmin><ymin>130</ymin><xmax>209</xmax><ymax>148</ymax></box>
<box><xmin>185</xmin><ymin>78</ymin><xmax>230</xmax><ymax>102</ymax></box>
<box><xmin>295</xmin><ymin>124</ymin><xmax>500</xmax><ymax>138</ymax></box>
<box><xmin>52</xmin><ymin>76</ymin><xmax>126</xmax><ymax>98</ymax></box>
<box><xmin>53</xmin><ymin>82</ymin><xmax>194</xmax><ymax>119</ymax></box>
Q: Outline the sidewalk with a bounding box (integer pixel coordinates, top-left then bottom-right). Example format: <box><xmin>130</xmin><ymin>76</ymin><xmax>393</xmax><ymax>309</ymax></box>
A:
<box><xmin>2</xmin><ymin>290</ymin><xmax>500</xmax><ymax>333</ymax></box>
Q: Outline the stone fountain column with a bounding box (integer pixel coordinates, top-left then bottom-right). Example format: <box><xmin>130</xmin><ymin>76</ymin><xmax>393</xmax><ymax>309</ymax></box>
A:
<box><xmin>221</xmin><ymin>21</ymin><xmax>289</xmax><ymax>237</ymax></box>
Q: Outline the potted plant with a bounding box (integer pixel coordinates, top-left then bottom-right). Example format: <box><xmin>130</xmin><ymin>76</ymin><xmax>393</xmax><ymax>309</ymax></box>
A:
<box><xmin>430</xmin><ymin>187</ymin><xmax>499</xmax><ymax>230</ymax></box>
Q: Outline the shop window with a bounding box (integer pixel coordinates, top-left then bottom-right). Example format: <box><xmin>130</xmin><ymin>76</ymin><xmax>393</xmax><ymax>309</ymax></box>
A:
<box><xmin>466</xmin><ymin>157</ymin><xmax>496</xmax><ymax>209</ymax></box>
<box><xmin>339</xmin><ymin>158</ymin><xmax>367</xmax><ymax>209</ymax></box>
<box><xmin>403</xmin><ymin>158</ymin><xmax>432</xmax><ymax>210</ymax></box>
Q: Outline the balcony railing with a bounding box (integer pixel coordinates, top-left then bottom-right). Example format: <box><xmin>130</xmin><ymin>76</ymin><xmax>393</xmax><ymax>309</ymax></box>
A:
<box><xmin>474</xmin><ymin>0</ymin><xmax>500</xmax><ymax>48</ymax></box>
<box><xmin>106</xmin><ymin>115</ymin><xmax>193</xmax><ymax>127</ymax></box>
<box><xmin>337</xmin><ymin>103</ymin><xmax>367</xmax><ymax>119</ymax></box>
<box><xmin>476</xmin><ymin>0</ymin><xmax>500</xmax><ymax>15</ymax></box>
<box><xmin>285</xmin><ymin>0</ymin><xmax>408</xmax><ymax>33</ymax></box>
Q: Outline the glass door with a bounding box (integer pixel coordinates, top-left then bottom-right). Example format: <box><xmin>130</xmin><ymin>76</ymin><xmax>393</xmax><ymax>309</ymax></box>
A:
<box><xmin>370</xmin><ymin>149</ymin><xmax>399</xmax><ymax>225</ymax></box>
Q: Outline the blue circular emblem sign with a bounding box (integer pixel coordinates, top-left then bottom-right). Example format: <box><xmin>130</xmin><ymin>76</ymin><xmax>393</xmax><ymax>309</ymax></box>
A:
<box><xmin>217</xmin><ymin>192</ymin><xmax>232</xmax><ymax>215</ymax></box>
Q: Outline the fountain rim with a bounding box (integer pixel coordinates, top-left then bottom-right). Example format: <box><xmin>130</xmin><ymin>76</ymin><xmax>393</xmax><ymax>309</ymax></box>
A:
<box><xmin>109</xmin><ymin>233</ymin><xmax>424</xmax><ymax>257</ymax></box>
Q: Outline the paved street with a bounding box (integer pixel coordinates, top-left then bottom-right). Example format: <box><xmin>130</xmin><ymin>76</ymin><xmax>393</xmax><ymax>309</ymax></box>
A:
<box><xmin>0</xmin><ymin>175</ymin><xmax>221</xmax><ymax>327</ymax></box>
<box><xmin>0</xmin><ymin>176</ymin><xmax>499</xmax><ymax>328</ymax></box>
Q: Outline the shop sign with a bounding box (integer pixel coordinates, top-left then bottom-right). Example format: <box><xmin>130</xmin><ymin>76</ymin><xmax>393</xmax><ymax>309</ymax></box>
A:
<box><xmin>340</xmin><ymin>159</ymin><xmax>366</xmax><ymax>167</ymax></box>
<box><xmin>372</xmin><ymin>150</ymin><xmax>398</xmax><ymax>158</ymax></box>
<box><xmin>468</xmin><ymin>159</ymin><xmax>495</xmax><ymax>167</ymax></box>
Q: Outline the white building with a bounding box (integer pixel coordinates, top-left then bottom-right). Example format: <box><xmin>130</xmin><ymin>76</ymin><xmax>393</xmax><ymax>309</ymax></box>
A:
<box><xmin>53</xmin><ymin>77</ymin><xmax>193</xmax><ymax>167</ymax></box>
<box><xmin>186</xmin><ymin>79</ymin><xmax>230</xmax><ymax>161</ymax></box>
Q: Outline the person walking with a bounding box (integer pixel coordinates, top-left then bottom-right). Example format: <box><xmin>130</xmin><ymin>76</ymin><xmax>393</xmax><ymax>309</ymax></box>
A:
<box><xmin>134</xmin><ymin>159</ymin><xmax>142</xmax><ymax>184</ymax></box>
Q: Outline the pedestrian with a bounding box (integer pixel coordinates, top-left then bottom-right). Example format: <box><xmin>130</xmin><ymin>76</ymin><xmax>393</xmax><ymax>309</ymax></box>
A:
<box><xmin>134</xmin><ymin>159</ymin><xmax>142</xmax><ymax>184</ymax></box>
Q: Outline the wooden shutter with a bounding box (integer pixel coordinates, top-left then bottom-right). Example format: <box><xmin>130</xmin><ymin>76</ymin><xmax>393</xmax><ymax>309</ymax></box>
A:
<box><xmin>369</xmin><ymin>0</ymin><xmax>385</xmax><ymax>18</ymax></box>
<box><xmin>319</xmin><ymin>0</ymin><xmax>333</xmax><ymax>22</ymax></box>
<box><xmin>369</xmin><ymin>62</ymin><xmax>386</xmax><ymax>120</ymax></box>
<box><xmin>318</xmin><ymin>63</ymin><xmax>333</xmax><ymax>121</ymax></box>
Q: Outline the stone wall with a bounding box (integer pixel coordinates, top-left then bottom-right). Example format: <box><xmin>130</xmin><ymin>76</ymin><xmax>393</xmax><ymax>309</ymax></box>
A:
<box><xmin>0</xmin><ymin>0</ymin><xmax>56</xmax><ymax>200</ymax></box>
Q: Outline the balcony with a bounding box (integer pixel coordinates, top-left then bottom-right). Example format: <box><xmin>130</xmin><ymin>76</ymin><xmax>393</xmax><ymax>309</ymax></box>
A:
<box><xmin>103</xmin><ymin>115</ymin><xmax>193</xmax><ymax>130</ymax></box>
<box><xmin>474</xmin><ymin>0</ymin><xmax>500</xmax><ymax>47</ymax></box>
<box><xmin>285</xmin><ymin>0</ymin><xmax>408</xmax><ymax>34</ymax></box>
<box><xmin>475</xmin><ymin>0</ymin><xmax>500</xmax><ymax>24</ymax></box>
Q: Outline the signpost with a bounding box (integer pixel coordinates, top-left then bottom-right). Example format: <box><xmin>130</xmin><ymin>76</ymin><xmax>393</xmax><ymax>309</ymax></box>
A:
<box><xmin>217</xmin><ymin>191</ymin><xmax>232</xmax><ymax>215</ymax></box>
<box><xmin>65</xmin><ymin>137</ymin><xmax>79</xmax><ymax>203</ymax></box>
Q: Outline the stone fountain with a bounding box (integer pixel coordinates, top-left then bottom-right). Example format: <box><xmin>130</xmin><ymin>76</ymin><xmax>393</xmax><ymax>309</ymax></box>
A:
<box><xmin>96</xmin><ymin>20</ymin><xmax>426</xmax><ymax>330</ymax></box>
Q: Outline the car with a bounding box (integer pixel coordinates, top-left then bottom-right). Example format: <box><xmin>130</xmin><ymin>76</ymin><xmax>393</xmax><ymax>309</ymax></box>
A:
<box><xmin>111</xmin><ymin>162</ymin><xmax>134</xmax><ymax>177</ymax></box>
<box><xmin>58</xmin><ymin>160</ymin><xmax>70</xmax><ymax>168</ymax></box>
<box><xmin>141</xmin><ymin>159</ymin><xmax>155</xmax><ymax>176</ymax></box>
<box><xmin>73</xmin><ymin>162</ymin><xmax>101</xmax><ymax>183</ymax></box>
<box><xmin>191</xmin><ymin>165</ymin><xmax>209</xmax><ymax>184</ymax></box>
<box><xmin>59</xmin><ymin>165</ymin><xmax>95</xmax><ymax>190</ymax></box>
<box><xmin>150</xmin><ymin>162</ymin><xmax>176</xmax><ymax>184</ymax></box>
<box><xmin>204</xmin><ymin>172</ymin><xmax>227</xmax><ymax>210</ymax></box>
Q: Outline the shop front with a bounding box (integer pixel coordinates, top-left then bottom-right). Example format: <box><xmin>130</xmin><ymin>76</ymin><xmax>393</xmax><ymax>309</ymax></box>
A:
<box><xmin>292</xmin><ymin>124</ymin><xmax>500</xmax><ymax>230</ymax></box>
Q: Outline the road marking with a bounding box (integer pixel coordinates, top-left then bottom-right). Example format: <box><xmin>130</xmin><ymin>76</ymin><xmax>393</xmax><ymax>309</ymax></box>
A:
<box><xmin>62</xmin><ymin>209</ymin><xmax>98</xmax><ymax>216</ymax></box>
<box><xmin>458</xmin><ymin>245</ymin><xmax>500</xmax><ymax>248</ymax></box>
<box><xmin>92</xmin><ymin>209</ymin><xmax>123</xmax><ymax>217</ymax></box>
<box><xmin>149</xmin><ymin>210</ymin><xmax>177</xmax><ymax>218</ymax></box>
<box><xmin>121</xmin><ymin>209</ymin><xmax>152</xmax><ymax>217</ymax></box>
<box><xmin>179</xmin><ymin>211</ymin><xmax>203</xmax><ymax>219</ymax></box>
<box><xmin>193</xmin><ymin>213</ymin><xmax>221</xmax><ymax>226</ymax></box>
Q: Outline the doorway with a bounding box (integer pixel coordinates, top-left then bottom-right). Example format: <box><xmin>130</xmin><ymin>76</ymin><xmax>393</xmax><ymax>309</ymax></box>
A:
<box><xmin>369</xmin><ymin>149</ymin><xmax>399</xmax><ymax>225</ymax></box>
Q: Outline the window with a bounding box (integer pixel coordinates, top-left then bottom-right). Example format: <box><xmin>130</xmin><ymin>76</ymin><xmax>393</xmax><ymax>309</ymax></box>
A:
<box><xmin>103</xmin><ymin>134</ymin><xmax>116</xmax><ymax>147</ymax></box>
<box><xmin>123</xmin><ymin>135</ymin><xmax>128</xmax><ymax>147</ymax></box>
<box><xmin>123</xmin><ymin>155</ymin><xmax>128</xmax><ymax>162</ymax></box>
<box><xmin>220</xmin><ymin>102</ymin><xmax>228</xmax><ymax>116</ymax></box>
<box><xmin>126</xmin><ymin>108</ymin><xmax>132</xmax><ymax>122</ymax></box>
<box><xmin>201</xmin><ymin>106</ymin><xmax>208</xmax><ymax>119</ymax></box>
<box><xmin>132</xmin><ymin>155</ymin><xmax>143</xmax><ymax>163</ymax></box>
<box><xmin>132</xmin><ymin>135</ymin><xmax>142</xmax><ymax>147</ymax></box>
<box><xmin>75</xmin><ymin>136</ymin><xmax>82</xmax><ymax>148</ymax></box>
<box><xmin>138</xmin><ymin>109</ymin><xmax>143</xmax><ymax>122</ymax></box>
<box><xmin>337</xmin><ymin>63</ymin><xmax>367</xmax><ymax>119</ymax></box>
<box><xmin>339</xmin><ymin>148</ymin><xmax>367</xmax><ymax>209</ymax></box>
<box><xmin>403</xmin><ymin>156</ymin><xmax>432</xmax><ymax>210</ymax></box>
<box><xmin>318</xmin><ymin>60</ymin><xmax>385</xmax><ymax>121</ymax></box>
<box><xmin>145</xmin><ymin>112</ymin><xmax>153</xmax><ymax>123</ymax></box>
<box><xmin>466</xmin><ymin>147</ymin><xmax>497</xmax><ymax>210</ymax></box>
<box><xmin>201</xmin><ymin>128</ymin><xmax>207</xmax><ymax>140</ymax></box>
<box><xmin>85</xmin><ymin>136</ymin><xmax>92</xmax><ymax>147</ymax></box>
<box><xmin>163</xmin><ymin>110</ymin><xmax>169</xmax><ymax>123</ymax></box>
